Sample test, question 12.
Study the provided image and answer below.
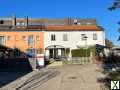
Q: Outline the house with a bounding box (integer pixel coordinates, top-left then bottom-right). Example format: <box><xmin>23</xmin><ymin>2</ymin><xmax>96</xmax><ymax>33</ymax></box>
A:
<box><xmin>0</xmin><ymin>16</ymin><xmax>105</xmax><ymax>60</ymax></box>
<box><xmin>44</xmin><ymin>19</ymin><xmax>105</xmax><ymax>60</ymax></box>
<box><xmin>0</xmin><ymin>16</ymin><xmax>44</xmax><ymax>58</ymax></box>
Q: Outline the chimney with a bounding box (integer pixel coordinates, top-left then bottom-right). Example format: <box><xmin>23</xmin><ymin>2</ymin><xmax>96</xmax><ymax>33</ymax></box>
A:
<box><xmin>25</xmin><ymin>16</ymin><xmax>28</xmax><ymax>27</ymax></box>
<box><xmin>67</xmin><ymin>17</ymin><xmax>72</xmax><ymax>25</ymax></box>
<box><xmin>12</xmin><ymin>14</ymin><xmax>16</xmax><ymax>29</ymax></box>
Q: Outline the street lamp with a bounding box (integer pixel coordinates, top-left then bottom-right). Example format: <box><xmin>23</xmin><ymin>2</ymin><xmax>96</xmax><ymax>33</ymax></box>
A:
<box><xmin>53</xmin><ymin>45</ymin><xmax>56</xmax><ymax>60</ymax></box>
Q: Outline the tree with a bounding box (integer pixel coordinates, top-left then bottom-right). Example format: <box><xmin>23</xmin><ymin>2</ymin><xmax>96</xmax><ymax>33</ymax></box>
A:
<box><xmin>108</xmin><ymin>0</ymin><xmax>120</xmax><ymax>11</ymax></box>
<box><xmin>108</xmin><ymin>0</ymin><xmax>120</xmax><ymax>40</ymax></box>
<box><xmin>105</xmin><ymin>38</ymin><xmax>114</xmax><ymax>47</ymax></box>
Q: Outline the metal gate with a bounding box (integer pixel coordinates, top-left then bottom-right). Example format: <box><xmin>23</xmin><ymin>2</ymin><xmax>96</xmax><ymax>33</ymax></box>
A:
<box><xmin>63</xmin><ymin>57</ymin><xmax>91</xmax><ymax>64</ymax></box>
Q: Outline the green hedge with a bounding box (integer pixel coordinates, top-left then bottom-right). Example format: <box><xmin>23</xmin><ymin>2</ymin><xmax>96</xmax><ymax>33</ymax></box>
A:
<box><xmin>71</xmin><ymin>48</ymin><xmax>90</xmax><ymax>57</ymax></box>
<box><xmin>66</xmin><ymin>48</ymin><xmax>70</xmax><ymax>55</ymax></box>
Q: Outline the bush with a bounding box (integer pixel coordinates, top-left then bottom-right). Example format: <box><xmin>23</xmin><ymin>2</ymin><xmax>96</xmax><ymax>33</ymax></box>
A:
<box><xmin>71</xmin><ymin>48</ymin><xmax>90</xmax><ymax>57</ymax></box>
<box><xmin>66</xmin><ymin>48</ymin><xmax>70</xmax><ymax>55</ymax></box>
<box><xmin>89</xmin><ymin>46</ymin><xmax>96</xmax><ymax>57</ymax></box>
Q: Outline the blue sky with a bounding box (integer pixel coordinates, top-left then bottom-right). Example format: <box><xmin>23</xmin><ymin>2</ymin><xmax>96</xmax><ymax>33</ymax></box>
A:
<box><xmin>0</xmin><ymin>0</ymin><xmax>120</xmax><ymax>46</ymax></box>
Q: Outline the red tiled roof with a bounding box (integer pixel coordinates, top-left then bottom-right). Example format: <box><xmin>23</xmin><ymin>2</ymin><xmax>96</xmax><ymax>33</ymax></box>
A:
<box><xmin>45</xmin><ymin>25</ymin><xmax>101</xmax><ymax>31</ymax></box>
<box><xmin>16</xmin><ymin>25</ymin><xmax>102</xmax><ymax>31</ymax></box>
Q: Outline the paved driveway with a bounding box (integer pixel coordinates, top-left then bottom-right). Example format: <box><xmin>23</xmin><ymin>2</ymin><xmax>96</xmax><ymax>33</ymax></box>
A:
<box><xmin>34</xmin><ymin>64</ymin><xmax>105</xmax><ymax>90</ymax></box>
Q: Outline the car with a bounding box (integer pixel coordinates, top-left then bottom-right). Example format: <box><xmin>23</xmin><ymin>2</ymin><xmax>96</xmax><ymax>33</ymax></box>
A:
<box><xmin>111</xmin><ymin>47</ymin><xmax>120</xmax><ymax>57</ymax></box>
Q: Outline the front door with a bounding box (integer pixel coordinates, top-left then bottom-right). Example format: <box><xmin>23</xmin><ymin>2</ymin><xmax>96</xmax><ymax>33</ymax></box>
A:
<box><xmin>49</xmin><ymin>49</ymin><xmax>54</xmax><ymax>59</ymax></box>
<box><xmin>49</xmin><ymin>49</ymin><xmax>58</xmax><ymax>59</ymax></box>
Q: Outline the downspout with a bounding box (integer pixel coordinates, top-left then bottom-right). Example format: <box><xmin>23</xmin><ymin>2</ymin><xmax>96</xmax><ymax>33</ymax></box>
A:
<box><xmin>12</xmin><ymin>14</ymin><xmax>16</xmax><ymax>29</ymax></box>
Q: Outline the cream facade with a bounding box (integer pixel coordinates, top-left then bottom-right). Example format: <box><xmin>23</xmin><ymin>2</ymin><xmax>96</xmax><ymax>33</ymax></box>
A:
<box><xmin>44</xmin><ymin>30</ymin><xmax>105</xmax><ymax>59</ymax></box>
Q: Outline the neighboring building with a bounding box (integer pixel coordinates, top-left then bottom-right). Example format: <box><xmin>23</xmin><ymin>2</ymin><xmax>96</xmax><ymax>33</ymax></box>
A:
<box><xmin>0</xmin><ymin>16</ymin><xmax>105</xmax><ymax>60</ymax></box>
<box><xmin>0</xmin><ymin>16</ymin><xmax>44</xmax><ymax>58</ymax></box>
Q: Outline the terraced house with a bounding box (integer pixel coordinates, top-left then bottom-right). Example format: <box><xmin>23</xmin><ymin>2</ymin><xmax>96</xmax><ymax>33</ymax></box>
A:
<box><xmin>0</xmin><ymin>16</ymin><xmax>44</xmax><ymax>59</ymax></box>
<box><xmin>0</xmin><ymin>16</ymin><xmax>105</xmax><ymax>60</ymax></box>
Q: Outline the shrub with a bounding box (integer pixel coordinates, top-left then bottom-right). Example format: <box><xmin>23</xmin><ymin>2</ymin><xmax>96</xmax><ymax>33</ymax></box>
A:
<box><xmin>89</xmin><ymin>46</ymin><xmax>96</xmax><ymax>57</ymax></box>
<box><xmin>66</xmin><ymin>48</ymin><xmax>70</xmax><ymax>55</ymax></box>
<box><xmin>71</xmin><ymin>48</ymin><xmax>90</xmax><ymax>57</ymax></box>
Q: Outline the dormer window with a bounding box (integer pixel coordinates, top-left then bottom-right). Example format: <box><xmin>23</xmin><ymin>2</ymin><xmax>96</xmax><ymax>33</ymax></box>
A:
<box><xmin>16</xmin><ymin>22</ymin><xmax>20</xmax><ymax>26</ymax></box>
<box><xmin>77</xmin><ymin>23</ymin><xmax>81</xmax><ymax>25</ymax></box>
<box><xmin>74</xmin><ymin>19</ymin><xmax>77</xmax><ymax>23</ymax></box>
<box><xmin>21</xmin><ymin>22</ymin><xmax>25</xmax><ymax>26</ymax></box>
<box><xmin>86</xmin><ymin>22</ymin><xmax>92</xmax><ymax>25</ymax></box>
<box><xmin>16</xmin><ymin>22</ymin><xmax>26</xmax><ymax>26</ymax></box>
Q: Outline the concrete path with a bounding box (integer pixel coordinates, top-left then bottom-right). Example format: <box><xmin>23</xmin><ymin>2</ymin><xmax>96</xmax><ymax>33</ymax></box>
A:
<box><xmin>0</xmin><ymin>63</ymin><xmax>106</xmax><ymax>90</ymax></box>
<box><xmin>47</xmin><ymin>61</ymin><xmax>63</xmax><ymax>67</ymax></box>
<box><xmin>34</xmin><ymin>64</ymin><xmax>105</xmax><ymax>90</ymax></box>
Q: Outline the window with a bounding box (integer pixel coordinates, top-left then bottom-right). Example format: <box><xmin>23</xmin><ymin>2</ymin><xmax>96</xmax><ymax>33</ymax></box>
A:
<box><xmin>37</xmin><ymin>48</ymin><xmax>43</xmax><ymax>54</ymax></box>
<box><xmin>74</xmin><ymin>19</ymin><xmax>78</xmax><ymax>25</ymax></box>
<box><xmin>16</xmin><ymin>22</ymin><xmax>20</xmax><ymax>26</ymax></box>
<box><xmin>7</xmin><ymin>36</ymin><xmax>11</xmax><ymax>41</ymax></box>
<box><xmin>27</xmin><ymin>48</ymin><xmax>35</xmax><ymax>57</ymax></box>
<box><xmin>81</xmin><ymin>34</ymin><xmax>87</xmax><ymax>40</ymax></box>
<box><xmin>0</xmin><ymin>36</ymin><xmax>5</xmax><ymax>45</ymax></box>
<box><xmin>28</xmin><ymin>35</ymin><xmax>34</xmax><ymax>46</ymax></box>
<box><xmin>86</xmin><ymin>22</ymin><xmax>92</xmax><ymax>25</ymax></box>
<box><xmin>63</xmin><ymin>34</ymin><xmax>68</xmax><ymax>41</ymax></box>
<box><xmin>51</xmin><ymin>34</ymin><xmax>56</xmax><ymax>41</ymax></box>
<box><xmin>77</xmin><ymin>23</ymin><xmax>81</xmax><ymax>25</ymax></box>
<box><xmin>22</xmin><ymin>36</ymin><xmax>26</xmax><ymax>41</ymax></box>
<box><xmin>21</xmin><ymin>22</ymin><xmax>25</xmax><ymax>26</ymax></box>
<box><xmin>36</xmin><ymin>36</ymin><xmax>40</xmax><ymax>41</ymax></box>
<box><xmin>93</xmin><ymin>33</ymin><xmax>97</xmax><ymax>40</ymax></box>
<box><xmin>16</xmin><ymin>22</ymin><xmax>26</xmax><ymax>26</ymax></box>
<box><xmin>74</xmin><ymin>19</ymin><xmax>77</xmax><ymax>23</ymax></box>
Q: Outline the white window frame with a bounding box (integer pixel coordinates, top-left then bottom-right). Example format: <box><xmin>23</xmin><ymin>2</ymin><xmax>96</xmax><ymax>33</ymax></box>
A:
<box><xmin>63</xmin><ymin>34</ymin><xmax>68</xmax><ymax>41</ymax></box>
<box><xmin>93</xmin><ymin>33</ymin><xmax>97</xmax><ymax>40</ymax></box>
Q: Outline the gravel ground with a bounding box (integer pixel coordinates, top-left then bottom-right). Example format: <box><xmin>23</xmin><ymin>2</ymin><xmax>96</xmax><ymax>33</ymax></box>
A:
<box><xmin>0</xmin><ymin>63</ymin><xmax>106</xmax><ymax>90</ymax></box>
<box><xmin>33</xmin><ymin>64</ymin><xmax>106</xmax><ymax>90</ymax></box>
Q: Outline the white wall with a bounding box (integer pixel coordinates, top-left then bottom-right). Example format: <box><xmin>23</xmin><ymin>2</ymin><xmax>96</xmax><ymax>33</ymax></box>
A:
<box><xmin>44</xmin><ymin>31</ymin><xmax>105</xmax><ymax>49</ymax></box>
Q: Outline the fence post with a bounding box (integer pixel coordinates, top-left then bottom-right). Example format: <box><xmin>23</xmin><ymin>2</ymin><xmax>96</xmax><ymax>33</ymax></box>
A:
<box><xmin>90</xmin><ymin>52</ymin><xmax>93</xmax><ymax>64</ymax></box>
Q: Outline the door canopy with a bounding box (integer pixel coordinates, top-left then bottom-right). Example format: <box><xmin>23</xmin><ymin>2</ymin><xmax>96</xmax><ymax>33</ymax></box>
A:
<box><xmin>45</xmin><ymin>45</ymin><xmax>65</xmax><ymax>50</ymax></box>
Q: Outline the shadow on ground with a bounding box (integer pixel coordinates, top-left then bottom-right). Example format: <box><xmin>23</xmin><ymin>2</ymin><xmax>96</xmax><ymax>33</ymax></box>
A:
<box><xmin>96</xmin><ymin>55</ymin><xmax>120</xmax><ymax>89</ymax></box>
<box><xmin>0</xmin><ymin>45</ymin><xmax>33</xmax><ymax>88</ymax></box>
<box><xmin>0</xmin><ymin>58</ymin><xmax>32</xmax><ymax>88</ymax></box>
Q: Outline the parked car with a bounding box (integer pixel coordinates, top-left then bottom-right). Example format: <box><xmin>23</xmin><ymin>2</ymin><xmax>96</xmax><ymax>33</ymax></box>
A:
<box><xmin>111</xmin><ymin>47</ymin><xmax>120</xmax><ymax>57</ymax></box>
